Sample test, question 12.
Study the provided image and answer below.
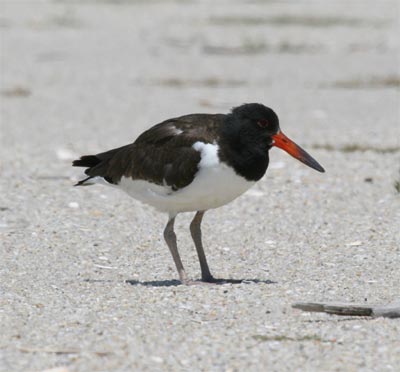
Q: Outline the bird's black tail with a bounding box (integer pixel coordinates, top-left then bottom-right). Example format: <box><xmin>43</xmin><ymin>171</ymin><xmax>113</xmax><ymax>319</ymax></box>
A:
<box><xmin>72</xmin><ymin>155</ymin><xmax>102</xmax><ymax>186</ymax></box>
<box><xmin>72</xmin><ymin>155</ymin><xmax>101</xmax><ymax>169</ymax></box>
<box><xmin>72</xmin><ymin>144</ymin><xmax>130</xmax><ymax>186</ymax></box>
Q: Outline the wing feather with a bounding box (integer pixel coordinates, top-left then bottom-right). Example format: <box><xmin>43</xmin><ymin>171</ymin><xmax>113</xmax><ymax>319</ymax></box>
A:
<box><xmin>73</xmin><ymin>114</ymin><xmax>224</xmax><ymax>189</ymax></box>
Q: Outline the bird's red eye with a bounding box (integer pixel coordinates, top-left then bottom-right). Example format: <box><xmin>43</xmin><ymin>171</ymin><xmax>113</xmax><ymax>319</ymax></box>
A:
<box><xmin>257</xmin><ymin>119</ymin><xmax>269</xmax><ymax>128</ymax></box>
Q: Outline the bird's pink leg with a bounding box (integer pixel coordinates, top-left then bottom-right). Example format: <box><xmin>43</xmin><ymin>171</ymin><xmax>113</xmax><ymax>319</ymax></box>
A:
<box><xmin>164</xmin><ymin>216</ymin><xmax>189</xmax><ymax>284</ymax></box>
<box><xmin>190</xmin><ymin>211</ymin><xmax>217</xmax><ymax>283</ymax></box>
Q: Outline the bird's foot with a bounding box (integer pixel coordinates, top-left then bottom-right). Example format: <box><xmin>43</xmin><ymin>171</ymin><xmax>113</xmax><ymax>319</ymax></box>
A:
<box><xmin>179</xmin><ymin>271</ymin><xmax>246</xmax><ymax>285</ymax></box>
<box><xmin>180</xmin><ymin>276</ymin><xmax>241</xmax><ymax>286</ymax></box>
<box><xmin>202</xmin><ymin>274</ymin><xmax>246</xmax><ymax>284</ymax></box>
<box><xmin>182</xmin><ymin>280</ymin><xmax>217</xmax><ymax>286</ymax></box>
<box><xmin>202</xmin><ymin>276</ymin><xmax>245</xmax><ymax>284</ymax></box>
<box><xmin>201</xmin><ymin>275</ymin><xmax>223</xmax><ymax>284</ymax></box>
<box><xmin>179</xmin><ymin>275</ymin><xmax>219</xmax><ymax>285</ymax></box>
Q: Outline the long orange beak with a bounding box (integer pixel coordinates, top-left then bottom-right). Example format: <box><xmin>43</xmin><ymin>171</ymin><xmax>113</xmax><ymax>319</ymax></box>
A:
<box><xmin>272</xmin><ymin>131</ymin><xmax>325</xmax><ymax>172</ymax></box>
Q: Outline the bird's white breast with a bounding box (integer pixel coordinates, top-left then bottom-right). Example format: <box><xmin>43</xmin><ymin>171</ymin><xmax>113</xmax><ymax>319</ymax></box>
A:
<box><xmin>117</xmin><ymin>142</ymin><xmax>256</xmax><ymax>215</ymax></box>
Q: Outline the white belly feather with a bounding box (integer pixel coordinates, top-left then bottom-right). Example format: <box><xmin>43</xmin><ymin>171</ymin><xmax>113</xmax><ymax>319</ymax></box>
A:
<box><xmin>117</xmin><ymin>142</ymin><xmax>255</xmax><ymax>215</ymax></box>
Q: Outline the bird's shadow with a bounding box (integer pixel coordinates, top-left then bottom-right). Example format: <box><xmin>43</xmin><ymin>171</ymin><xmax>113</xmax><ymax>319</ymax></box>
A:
<box><xmin>126</xmin><ymin>278</ymin><xmax>277</xmax><ymax>287</ymax></box>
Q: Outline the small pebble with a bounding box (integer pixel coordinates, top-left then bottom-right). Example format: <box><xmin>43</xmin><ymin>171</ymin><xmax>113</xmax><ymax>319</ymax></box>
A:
<box><xmin>346</xmin><ymin>241</ymin><xmax>362</xmax><ymax>246</ymax></box>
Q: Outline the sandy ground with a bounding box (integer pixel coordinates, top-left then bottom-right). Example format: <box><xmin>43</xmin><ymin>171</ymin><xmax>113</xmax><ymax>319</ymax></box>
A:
<box><xmin>1</xmin><ymin>0</ymin><xmax>400</xmax><ymax>371</ymax></box>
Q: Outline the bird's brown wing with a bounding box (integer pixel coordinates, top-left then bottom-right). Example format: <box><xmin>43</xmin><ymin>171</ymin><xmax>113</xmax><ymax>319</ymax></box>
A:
<box><xmin>73</xmin><ymin>114</ymin><xmax>224</xmax><ymax>190</ymax></box>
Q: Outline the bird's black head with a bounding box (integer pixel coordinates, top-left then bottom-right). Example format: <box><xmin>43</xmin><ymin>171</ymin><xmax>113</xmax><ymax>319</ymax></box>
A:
<box><xmin>231</xmin><ymin>103</ymin><xmax>280</xmax><ymax>146</ymax></box>
<box><xmin>226</xmin><ymin>103</ymin><xmax>325</xmax><ymax>173</ymax></box>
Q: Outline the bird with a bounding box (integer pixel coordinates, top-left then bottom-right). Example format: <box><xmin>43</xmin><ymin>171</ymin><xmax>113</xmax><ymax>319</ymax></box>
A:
<box><xmin>73</xmin><ymin>103</ymin><xmax>324</xmax><ymax>285</ymax></box>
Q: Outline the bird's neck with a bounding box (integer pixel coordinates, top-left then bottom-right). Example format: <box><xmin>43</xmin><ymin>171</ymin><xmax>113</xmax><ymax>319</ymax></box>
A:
<box><xmin>218</xmin><ymin>118</ymin><xmax>269</xmax><ymax>181</ymax></box>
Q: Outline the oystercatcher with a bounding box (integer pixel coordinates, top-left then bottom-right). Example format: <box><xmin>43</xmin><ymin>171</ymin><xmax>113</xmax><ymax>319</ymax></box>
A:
<box><xmin>73</xmin><ymin>103</ymin><xmax>324</xmax><ymax>285</ymax></box>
